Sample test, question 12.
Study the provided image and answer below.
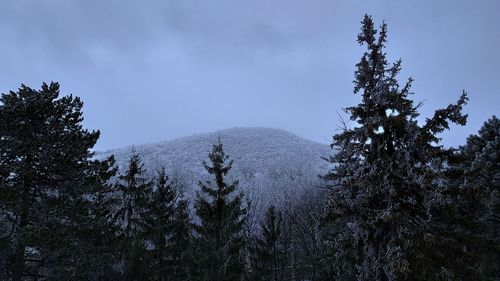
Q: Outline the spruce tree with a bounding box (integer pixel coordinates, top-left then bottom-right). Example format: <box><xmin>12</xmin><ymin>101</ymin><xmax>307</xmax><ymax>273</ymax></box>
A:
<box><xmin>191</xmin><ymin>139</ymin><xmax>249</xmax><ymax>281</ymax></box>
<box><xmin>61</xmin><ymin>157</ymin><xmax>121</xmax><ymax>281</ymax></box>
<box><xmin>170</xmin><ymin>199</ymin><xmax>191</xmax><ymax>281</ymax></box>
<box><xmin>321</xmin><ymin>15</ymin><xmax>471</xmax><ymax>280</ymax></box>
<box><xmin>114</xmin><ymin>152</ymin><xmax>153</xmax><ymax>281</ymax></box>
<box><xmin>142</xmin><ymin>168</ymin><xmax>178</xmax><ymax>281</ymax></box>
<box><xmin>141</xmin><ymin>167</ymin><xmax>191</xmax><ymax>281</ymax></box>
<box><xmin>446</xmin><ymin>116</ymin><xmax>500</xmax><ymax>279</ymax></box>
<box><xmin>0</xmin><ymin>82</ymin><xmax>117</xmax><ymax>280</ymax></box>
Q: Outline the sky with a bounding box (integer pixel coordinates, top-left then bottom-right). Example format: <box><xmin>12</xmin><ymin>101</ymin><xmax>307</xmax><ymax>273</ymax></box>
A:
<box><xmin>1</xmin><ymin>0</ymin><xmax>499</xmax><ymax>150</ymax></box>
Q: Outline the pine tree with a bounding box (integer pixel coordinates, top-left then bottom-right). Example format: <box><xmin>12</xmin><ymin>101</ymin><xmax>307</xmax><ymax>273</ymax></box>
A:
<box><xmin>141</xmin><ymin>167</ymin><xmax>191</xmax><ymax>281</ymax></box>
<box><xmin>170</xmin><ymin>199</ymin><xmax>191</xmax><ymax>281</ymax></box>
<box><xmin>114</xmin><ymin>151</ymin><xmax>153</xmax><ymax>281</ymax></box>
<box><xmin>0</xmin><ymin>82</ymin><xmax>117</xmax><ymax>280</ymax></box>
<box><xmin>321</xmin><ymin>15</ymin><xmax>471</xmax><ymax>280</ymax></box>
<box><xmin>141</xmin><ymin>168</ymin><xmax>178</xmax><ymax>281</ymax></box>
<box><xmin>460</xmin><ymin>117</ymin><xmax>499</xmax><ymax>240</ymax></box>
<box><xmin>61</xmin><ymin>157</ymin><xmax>121</xmax><ymax>281</ymax></box>
<box><xmin>250</xmin><ymin>205</ymin><xmax>286</xmax><ymax>281</ymax></box>
<box><xmin>191</xmin><ymin>139</ymin><xmax>249</xmax><ymax>281</ymax></box>
<box><xmin>446</xmin><ymin>116</ymin><xmax>500</xmax><ymax>279</ymax></box>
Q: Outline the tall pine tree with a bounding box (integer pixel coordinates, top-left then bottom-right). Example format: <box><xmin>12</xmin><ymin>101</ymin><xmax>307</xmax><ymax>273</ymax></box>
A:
<box><xmin>445</xmin><ymin>116</ymin><xmax>500</xmax><ymax>279</ymax></box>
<box><xmin>0</xmin><ymin>82</ymin><xmax>117</xmax><ymax>280</ymax></box>
<box><xmin>141</xmin><ymin>167</ymin><xmax>191</xmax><ymax>281</ymax></box>
<box><xmin>321</xmin><ymin>15</ymin><xmax>471</xmax><ymax>280</ymax></box>
<box><xmin>114</xmin><ymin>152</ymin><xmax>153</xmax><ymax>281</ymax></box>
<box><xmin>191</xmin><ymin>139</ymin><xmax>249</xmax><ymax>281</ymax></box>
<box><xmin>59</xmin><ymin>157</ymin><xmax>121</xmax><ymax>281</ymax></box>
<box><xmin>170</xmin><ymin>199</ymin><xmax>191</xmax><ymax>281</ymax></box>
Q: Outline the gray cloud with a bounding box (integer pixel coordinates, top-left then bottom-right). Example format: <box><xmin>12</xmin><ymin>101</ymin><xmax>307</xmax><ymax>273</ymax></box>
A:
<box><xmin>1</xmin><ymin>0</ymin><xmax>498</xmax><ymax>150</ymax></box>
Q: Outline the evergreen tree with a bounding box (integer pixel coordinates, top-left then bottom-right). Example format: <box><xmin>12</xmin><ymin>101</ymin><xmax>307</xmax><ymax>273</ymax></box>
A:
<box><xmin>0</xmin><ymin>82</ymin><xmax>117</xmax><ymax>280</ymax></box>
<box><xmin>170</xmin><ymin>199</ymin><xmax>191</xmax><ymax>281</ymax></box>
<box><xmin>59</xmin><ymin>157</ymin><xmax>121</xmax><ymax>281</ymax></box>
<box><xmin>250</xmin><ymin>205</ymin><xmax>286</xmax><ymax>281</ymax></box>
<box><xmin>446</xmin><ymin>116</ymin><xmax>500</xmax><ymax>279</ymax></box>
<box><xmin>141</xmin><ymin>167</ymin><xmax>191</xmax><ymax>281</ymax></box>
<box><xmin>114</xmin><ymin>152</ymin><xmax>153</xmax><ymax>281</ymax></box>
<box><xmin>191</xmin><ymin>139</ymin><xmax>249</xmax><ymax>281</ymax></box>
<box><xmin>321</xmin><ymin>15</ymin><xmax>471</xmax><ymax>280</ymax></box>
<box><xmin>142</xmin><ymin>168</ymin><xmax>178</xmax><ymax>281</ymax></box>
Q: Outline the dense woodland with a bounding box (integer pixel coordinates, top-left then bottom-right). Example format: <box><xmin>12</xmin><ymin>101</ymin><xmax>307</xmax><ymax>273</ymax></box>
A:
<box><xmin>0</xmin><ymin>15</ymin><xmax>498</xmax><ymax>281</ymax></box>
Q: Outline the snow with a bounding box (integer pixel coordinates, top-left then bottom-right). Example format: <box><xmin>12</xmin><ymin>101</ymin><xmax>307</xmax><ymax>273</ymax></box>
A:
<box><xmin>96</xmin><ymin>127</ymin><xmax>332</xmax><ymax>219</ymax></box>
<box><xmin>385</xmin><ymin>109</ymin><xmax>400</xmax><ymax>117</ymax></box>
<box><xmin>374</xmin><ymin>126</ymin><xmax>385</xmax><ymax>134</ymax></box>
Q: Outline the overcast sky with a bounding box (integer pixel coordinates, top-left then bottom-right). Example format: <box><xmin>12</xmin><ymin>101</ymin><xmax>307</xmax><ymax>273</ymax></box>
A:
<box><xmin>1</xmin><ymin>0</ymin><xmax>499</xmax><ymax>150</ymax></box>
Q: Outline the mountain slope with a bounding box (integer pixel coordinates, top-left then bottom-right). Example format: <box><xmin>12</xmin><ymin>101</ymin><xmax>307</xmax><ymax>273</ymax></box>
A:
<box><xmin>96</xmin><ymin>127</ymin><xmax>332</xmax><ymax>219</ymax></box>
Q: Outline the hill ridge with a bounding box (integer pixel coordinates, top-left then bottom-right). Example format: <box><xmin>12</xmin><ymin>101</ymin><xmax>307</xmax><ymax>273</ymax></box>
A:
<box><xmin>96</xmin><ymin>127</ymin><xmax>331</xmax><ymax>219</ymax></box>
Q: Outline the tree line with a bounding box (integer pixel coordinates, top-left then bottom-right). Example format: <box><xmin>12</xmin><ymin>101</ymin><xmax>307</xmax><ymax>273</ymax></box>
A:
<box><xmin>1</xmin><ymin>15</ymin><xmax>498</xmax><ymax>281</ymax></box>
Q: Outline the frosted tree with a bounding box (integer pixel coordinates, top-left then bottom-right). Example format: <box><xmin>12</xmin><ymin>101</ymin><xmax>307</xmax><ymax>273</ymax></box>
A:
<box><xmin>191</xmin><ymin>139</ymin><xmax>249</xmax><ymax>281</ymax></box>
<box><xmin>321</xmin><ymin>15</ymin><xmax>470</xmax><ymax>280</ymax></box>
<box><xmin>445</xmin><ymin>116</ymin><xmax>500</xmax><ymax>279</ymax></box>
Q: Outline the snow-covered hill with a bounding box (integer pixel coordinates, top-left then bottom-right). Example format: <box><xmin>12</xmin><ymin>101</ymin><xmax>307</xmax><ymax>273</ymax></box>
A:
<box><xmin>96</xmin><ymin>127</ymin><xmax>332</xmax><ymax>220</ymax></box>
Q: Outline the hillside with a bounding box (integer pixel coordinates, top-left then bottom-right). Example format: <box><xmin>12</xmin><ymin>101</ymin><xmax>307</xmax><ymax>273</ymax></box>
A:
<box><xmin>96</xmin><ymin>127</ymin><xmax>332</xmax><ymax>220</ymax></box>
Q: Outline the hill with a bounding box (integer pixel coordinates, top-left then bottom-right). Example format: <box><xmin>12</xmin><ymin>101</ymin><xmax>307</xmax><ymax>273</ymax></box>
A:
<box><xmin>96</xmin><ymin>127</ymin><xmax>332</xmax><ymax>221</ymax></box>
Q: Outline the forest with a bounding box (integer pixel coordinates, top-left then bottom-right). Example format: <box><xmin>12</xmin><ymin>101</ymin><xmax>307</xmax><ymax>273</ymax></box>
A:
<box><xmin>0</xmin><ymin>15</ymin><xmax>498</xmax><ymax>281</ymax></box>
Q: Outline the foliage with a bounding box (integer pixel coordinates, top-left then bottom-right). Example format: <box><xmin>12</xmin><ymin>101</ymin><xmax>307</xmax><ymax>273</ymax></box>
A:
<box><xmin>191</xmin><ymin>139</ymin><xmax>249</xmax><ymax>281</ymax></box>
<box><xmin>1</xmin><ymin>15</ymin><xmax>498</xmax><ymax>281</ymax></box>
<box><xmin>0</xmin><ymin>82</ymin><xmax>117</xmax><ymax>280</ymax></box>
<box><xmin>445</xmin><ymin>116</ymin><xmax>500</xmax><ymax>279</ymax></box>
<box><xmin>321</xmin><ymin>15</ymin><xmax>475</xmax><ymax>280</ymax></box>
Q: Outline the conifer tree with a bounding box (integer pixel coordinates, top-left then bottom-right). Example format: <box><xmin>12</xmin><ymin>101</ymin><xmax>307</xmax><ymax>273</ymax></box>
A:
<box><xmin>0</xmin><ymin>82</ymin><xmax>117</xmax><ymax>280</ymax></box>
<box><xmin>170</xmin><ymin>199</ymin><xmax>191</xmax><ymax>281</ymax></box>
<box><xmin>61</xmin><ymin>157</ymin><xmax>121</xmax><ymax>281</ymax></box>
<box><xmin>321</xmin><ymin>15</ymin><xmax>471</xmax><ymax>280</ymax></box>
<box><xmin>191</xmin><ymin>139</ymin><xmax>249</xmax><ymax>281</ymax></box>
<box><xmin>114</xmin><ymin>152</ymin><xmax>153</xmax><ymax>281</ymax></box>
<box><xmin>142</xmin><ymin>168</ymin><xmax>178</xmax><ymax>281</ymax></box>
<box><xmin>250</xmin><ymin>205</ymin><xmax>286</xmax><ymax>281</ymax></box>
<box><xmin>445</xmin><ymin>116</ymin><xmax>500</xmax><ymax>279</ymax></box>
<box><xmin>141</xmin><ymin>167</ymin><xmax>191</xmax><ymax>281</ymax></box>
